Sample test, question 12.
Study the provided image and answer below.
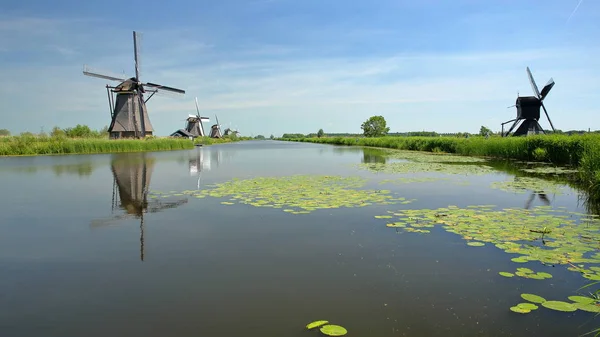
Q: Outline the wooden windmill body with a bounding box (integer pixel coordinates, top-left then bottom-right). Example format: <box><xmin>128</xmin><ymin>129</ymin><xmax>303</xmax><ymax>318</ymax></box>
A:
<box><xmin>501</xmin><ymin>67</ymin><xmax>557</xmax><ymax>137</ymax></box>
<box><xmin>83</xmin><ymin>31</ymin><xmax>186</xmax><ymax>139</ymax></box>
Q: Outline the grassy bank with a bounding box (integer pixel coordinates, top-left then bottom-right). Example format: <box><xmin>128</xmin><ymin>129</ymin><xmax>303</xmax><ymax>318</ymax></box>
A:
<box><xmin>0</xmin><ymin>135</ymin><xmax>195</xmax><ymax>156</ymax></box>
<box><xmin>194</xmin><ymin>135</ymin><xmax>253</xmax><ymax>146</ymax></box>
<box><xmin>279</xmin><ymin>134</ymin><xmax>600</xmax><ymax>194</ymax></box>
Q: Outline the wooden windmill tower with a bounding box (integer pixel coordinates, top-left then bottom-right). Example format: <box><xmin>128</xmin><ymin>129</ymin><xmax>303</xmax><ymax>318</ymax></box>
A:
<box><xmin>83</xmin><ymin>31</ymin><xmax>186</xmax><ymax>139</ymax></box>
<box><xmin>209</xmin><ymin>114</ymin><xmax>223</xmax><ymax>138</ymax></box>
<box><xmin>501</xmin><ymin>67</ymin><xmax>557</xmax><ymax>137</ymax></box>
<box><xmin>91</xmin><ymin>153</ymin><xmax>188</xmax><ymax>261</ymax></box>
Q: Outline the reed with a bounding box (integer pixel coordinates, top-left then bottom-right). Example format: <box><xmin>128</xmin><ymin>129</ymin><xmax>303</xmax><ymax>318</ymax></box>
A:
<box><xmin>0</xmin><ymin>135</ymin><xmax>195</xmax><ymax>156</ymax></box>
<box><xmin>280</xmin><ymin>134</ymin><xmax>600</xmax><ymax>195</ymax></box>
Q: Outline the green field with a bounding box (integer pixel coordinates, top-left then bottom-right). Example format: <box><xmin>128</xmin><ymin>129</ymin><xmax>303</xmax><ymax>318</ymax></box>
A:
<box><xmin>279</xmin><ymin>134</ymin><xmax>600</xmax><ymax>196</ymax></box>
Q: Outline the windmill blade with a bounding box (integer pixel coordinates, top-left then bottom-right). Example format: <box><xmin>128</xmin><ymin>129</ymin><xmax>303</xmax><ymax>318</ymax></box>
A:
<box><xmin>540</xmin><ymin>78</ymin><xmax>555</xmax><ymax>101</ymax></box>
<box><xmin>540</xmin><ymin>102</ymin><xmax>556</xmax><ymax>132</ymax></box>
<box><xmin>143</xmin><ymin>82</ymin><xmax>185</xmax><ymax>95</ymax></box>
<box><xmin>83</xmin><ymin>65</ymin><xmax>127</xmax><ymax>82</ymax></box>
<box><xmin>194</xmin><ymin>97</ymin><xmax>201</xmax><ymax>118</ymax></box>
<box><xmin>133</xmin><ymin>31</ymin><xmax>141</xmax><ymax>81</ymax></box>
<box><xmin>526</xmin><ymin>67</ymin><xmax>541</xmax><ymax>98</ymax></box>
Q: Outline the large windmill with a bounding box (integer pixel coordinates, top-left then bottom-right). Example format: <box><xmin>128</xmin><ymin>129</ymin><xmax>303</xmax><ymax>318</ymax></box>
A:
<box><xmin>83</xmin><ymin>31</ymin><xmax>186</xmax><ymax>139</ymax></box>
<box><xmin>91</xmin><ymin>153</ymin><xmax>188</xmax><ymax>261</ymax></box>
<box><xmin>501</xmin><ymin>67</ymin><xmax>557</xmax><ymax>137</ymax></box>
<box><xmin>209</xmin><ymin>114</ymin><xmax>223</xmax><ymax>138</ymax></box>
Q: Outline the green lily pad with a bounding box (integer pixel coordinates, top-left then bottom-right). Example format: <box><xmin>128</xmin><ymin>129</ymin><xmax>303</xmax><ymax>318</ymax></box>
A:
<box><xmin>320</xmin><ymin>324</ymin><xmax>348</xmax><ymax>336</ymax></box>
<box><xmin>537</xmin><ymin>272</ymin><xmax>553</xmax><ymax>279</ymax></box>
<box><xmin>509</xmin><ymin>306</ymin><xmax>531</xmax><ymax>314</ymax></box>
<box><xmin>511</xmin><ymin>257</ymin><xmax>529</xmax><ymax>263</ymax></box>
<box><xmin>517</xmin><ymin>303</ymin><xmax>539</xmax><ymax>310</ymax></box>
<box><xmin>574</xmin><ymin>303</ymin><xmax>600</xmax><ymax>313</ymax></box>
<box><xmin>541</xmin><ymin>301</ymin><xmax>578</xmax><ymax>312</ymax></box>
<box><xmin>306</xmin><ymin>320</ymin><xmax>329</xmax><ymax>329</ymax></box>
<box><xmin>521</xmin><ymin>294</ymin><xmax>547</xmax><ymax>304</ymax></box>
<box><xmin>467</xmin><ymin>241</ymin><xmax>485</xmax><ymax>247</ymax></box>
<box><xmin>517</xmin><ymin>268</ymin><xmax>533</xmax><ymax>274</ymax></box>
<box><xmin>568</xmin><ymin>296</ymin><xmax>595</xmax><ymax>305</ymax></box>
<box><xmin>499</xmin><ymin>272</ymin><xmax>514</xmax><ymax>278</ymax></box>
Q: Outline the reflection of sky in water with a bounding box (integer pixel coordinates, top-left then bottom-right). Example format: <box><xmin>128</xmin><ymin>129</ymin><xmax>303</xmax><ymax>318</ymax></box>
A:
<box><xmin>0</xmin><ymin>140</ymin><xmax>597</xmax><ymax>337</ymax></box>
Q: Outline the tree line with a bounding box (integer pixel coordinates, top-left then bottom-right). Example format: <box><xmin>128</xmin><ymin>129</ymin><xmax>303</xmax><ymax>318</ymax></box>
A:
<box><xmin>279</xmin><ymin>115</ymin><xmax>600</xmax><ymax>139</ymax></box>
<box><xmin>0</xmin><ymin>125</ymin><xmax>109</xmax><ymax>138</ymax></box>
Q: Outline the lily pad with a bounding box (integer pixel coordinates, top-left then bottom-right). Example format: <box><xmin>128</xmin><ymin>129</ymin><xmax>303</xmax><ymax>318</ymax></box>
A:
<box><xmin>491</xmin><ymin>177</ymin><xmax>566</xmax><ymax>195</ymax></box>
<box><xmin>509</xmin><ymin>306</ymin><xmax>531</xmax><ymax>314</ymax></box>
<box><xmin>568</xmin><ymin>296</ymin><xmax>595</xmax><ymax>305</ymax></box>
<box><xmin>541</xmin><ymin>301</ymin><xmax>578</xmax><ymax>312</ymax></box>
<box><xmin>320</xmin><ymin>324</ymin><xmax>348</xmax><ymax>336</ymax></box>
<box><xmin>374</xmin><ymin>204</ymin><xmax>600</xmax><ymax>282</ymax></box>
<box><xmin>521</xmin><ymin>294</ymin><xmax>547</xmax><ymax>304</ymax></box>
<box><xmin>574</xmin><ymin>303</ymin><xmax>600</xmax><ymax>313</ymax></box>
<box><xmin>151</xmin><ymin>175</ymin><xmax>409</xmax><ymax>214</ymax></box>
<box><xmin>306</xmin><ymin>320</ymin><xmax>329</xmax><ymax>330</ymax></box>
<box><xmin>517</xmin><ymin>303</ymin><xmax>539</xmax><ymax>310</ymax></box>
<box><xmin>499</xmin><ymin>272</ymin><xmax>514</xmax><ymax>278</ymax></box>
<box><xmin>467</xmin><ymin>241</ymin><xmax>485</xmax><ymax>247</ymax></box>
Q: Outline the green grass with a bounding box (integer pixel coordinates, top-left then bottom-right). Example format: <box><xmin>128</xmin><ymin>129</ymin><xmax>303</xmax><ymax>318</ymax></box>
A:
<box><xmin>193</xmin><ymin>135</ymin><xmax>253</xmax><ymax>146</ymax></box>
<box><xmin>0</xmin><ymin>135</ymin><xmax>195</xmax><ymax>156</ymax></box>
<box><xmin>279</xmin><ymin>134</ymin><xmax>600</xmax><ymax>197</ymax></box>
<box><xmin>0</xmin><ymin>134</ymin><xmax>254</xmax><ymax>156</ymax></box>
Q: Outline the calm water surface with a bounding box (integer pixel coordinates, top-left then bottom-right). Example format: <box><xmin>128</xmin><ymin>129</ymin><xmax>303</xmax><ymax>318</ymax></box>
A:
<box><xmin>0</xmin><ymin>140</ymin><xmax>597</xmax><ymax>337</ymax></box>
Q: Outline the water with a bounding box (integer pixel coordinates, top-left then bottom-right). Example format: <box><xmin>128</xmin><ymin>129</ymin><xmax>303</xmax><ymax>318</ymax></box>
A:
<box><xmin>0</xmin><ymin>140</ymin><xmax>597</xmax><ymax>337</ymax></box>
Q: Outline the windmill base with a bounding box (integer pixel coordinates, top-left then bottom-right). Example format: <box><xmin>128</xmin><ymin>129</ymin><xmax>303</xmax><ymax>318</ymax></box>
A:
<box><xmin>507</xmin><ymin>119</ymin><xmax>546</xmax><ymax>137</ymax></box>
<box><xmin>110</xmin><ymin>131</ymin><xmax>153</xmax><ymax>139</ymax></box>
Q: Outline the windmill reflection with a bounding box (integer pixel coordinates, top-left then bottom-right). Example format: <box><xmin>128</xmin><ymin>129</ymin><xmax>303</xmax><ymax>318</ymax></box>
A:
<box><xmin>525</xmin><ymin>192</ymin><xmax>552</xmax><ymax>209</ymax></box>
<box><xmin>189</xmin><ymin>147</ymin><xmax>212</xmax><ymax>189</ymax></box>
<box><xmin>91</xmin><ymin>153</ymin><xmax>188</xmax><ymax>261</ymax></box>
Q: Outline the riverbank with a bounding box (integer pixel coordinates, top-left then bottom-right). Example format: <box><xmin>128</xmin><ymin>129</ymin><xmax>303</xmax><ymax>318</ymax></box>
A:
<box><xmin>279</xmin><ymin>134</ymin><xmax>600</xmax><ymax>195</ymax></box>
<box><xmin>0</xmin><ymin>135</ymin><xmax>250</xmax><ymax>156</ymax></box>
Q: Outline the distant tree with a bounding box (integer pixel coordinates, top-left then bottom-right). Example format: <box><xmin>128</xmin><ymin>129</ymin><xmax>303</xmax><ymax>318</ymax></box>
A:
<box><xmin>0</xmin><ymin>129</ymin><xmax>10</xmax><ymax>136</ymax></box>
<box><xmin>254</xmin><ymin>135</ymin><xmax>266</xmax><ymax>140</ymax></box>
<box><xmin>317</xmin><ymin>129</ymin><xmax>324</xmax><ymax>138</ymax></box>
<box><xmin>50</xmin><ymin>126</ymin><xmax>66</xmax><ymax>138</ymax></box>
<box><xmin>63</xmin><ymin>124</ymin><xmax>93</xmax><ymax>138</ymax></box>
<box><xmin>361</xmin><ymin>115</ymin><xmax>390</xmax><ymax>138</ymax></box>
<box><xmin>479</xmin><ymin>126</ymin><xmax>492</xmax><ymax>137</ymax></box>
<box><xmin>269</xmin><ymin>134</ymin><xmax>274</xmax><ymax>140</ymax></box>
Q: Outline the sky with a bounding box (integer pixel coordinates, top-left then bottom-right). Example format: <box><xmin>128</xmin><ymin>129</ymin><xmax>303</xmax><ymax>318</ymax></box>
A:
<box><xmin>0</xmin><ymin>0</ymin><xmax>598</xmax><ymax>137</ymax></box>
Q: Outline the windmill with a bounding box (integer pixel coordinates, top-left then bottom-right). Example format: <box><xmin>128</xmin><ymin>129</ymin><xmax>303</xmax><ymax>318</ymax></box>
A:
<box><xmin>90</xmin><ymin>153</ymin><xmax>188</xmax><ymax>261</ymax></box>
<box><xmin>224</xmin><ymin>122</ymin><xmax>240</xmax><ymax>137</ymax></box>
<box><xmin>209</xmin><ymin>114</ymin><xmax>223</xmax><ymax>138</ymax></box>
<box><xmin>171</xmin><ymin>97</ymin><xmax>210</xmax><ymax>138</ymax></box>
<box><xmin>501</xmin><ymin>67</ymin><xmax>556</xmax><ymax>137</ymax></box>
<box><xmin>83</xmin><ymin>31</ymin><xmax>186</xmax><ymax>139</ymax></box>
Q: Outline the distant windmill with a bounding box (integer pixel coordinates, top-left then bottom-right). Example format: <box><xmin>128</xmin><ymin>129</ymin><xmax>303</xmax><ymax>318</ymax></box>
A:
<box><xmin>83</xmin><ymin>31</ymin><xmax>186</xmax><ymax>139</ymax></box>
<box><xmin>501</xmin><ymin>67</ymin><xmax>556</xmax><ymax>137</ymax></box>
<box><xmin>170</xmin><ymin>97</ymin><xmax>210</xmax><ymax>138</ymax></box>
<box><xmin>209</xmin><ymin>114</ymin><xmax>223</xmax><ymax>138</ymax></box>
<box><xmin>90</xmin><ymin>153</ymin><xmax>188</xmax><ymax>261</ymax></box>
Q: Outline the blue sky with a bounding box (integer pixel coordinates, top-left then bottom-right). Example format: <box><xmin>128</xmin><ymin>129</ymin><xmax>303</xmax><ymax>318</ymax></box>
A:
<box><xmin>0</xmin><ymin>0</ymin><xmax>598</xmax><ymax>136</ymax></box>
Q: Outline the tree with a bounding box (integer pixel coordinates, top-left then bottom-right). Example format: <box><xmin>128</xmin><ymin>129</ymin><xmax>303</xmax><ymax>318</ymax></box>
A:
<box><xmin>0</xmin><ymin>129</ymin><xmax>10</xmax><ymax>136</ymax></box>
<box><xmin>317</xmin><ymin>129</ymin><xmax>324</xmax><ymax>138</ymax></box>
<box><xmin>361</xmin><ymin>115</ymin><xmax>390</xmax><ymax>137</ymax></box>
<box><xmin>479</xmin><ymin>126</ymin><xmax>492</xmax><ymax>137</ymax></box>
<box><xmin>269</xmin><ymin>134</ymin><xmax>274</xmax><ymax>140</ymax></box>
